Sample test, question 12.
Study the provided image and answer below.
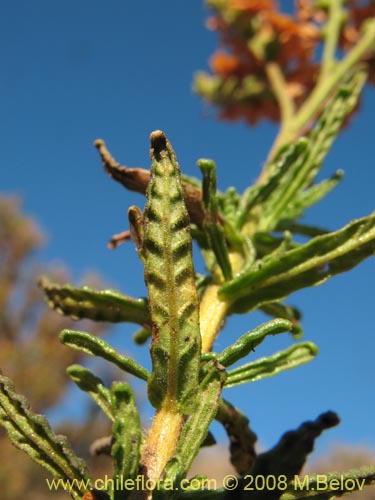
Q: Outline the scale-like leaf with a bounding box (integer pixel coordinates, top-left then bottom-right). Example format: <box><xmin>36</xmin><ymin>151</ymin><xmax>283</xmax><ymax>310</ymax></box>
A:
<box><xmin>145</xmin><ymin>131</ymin><xmax>201</xmax><ymax>413</ymax></box>
<box><xmin>219</xmin><ymin>213</ymin><xmax>375</xmax><ymax>310</ymax></box>
<box><xmin>61</xmin><ymin>329</ymin><xmax>149</xmax><ymax>381</ymax></box>
<box><xmin>111</xmin><ymin>382</ymin><xmax>141</xmax><ymax>500</ymax></box>
<box><xmin>67</xmin><ymin>365</ymin><xmax>113</xmax><ymax>421</ymax></box>
<box><xmin>39</xmin><ymin>276</ymin><xmax>150</xmax><ymax>326</ymax></box>
<box><xmin>0</xmin><ymin>374</ymin><xmax>91</xmax><ymax>499</ymax></box>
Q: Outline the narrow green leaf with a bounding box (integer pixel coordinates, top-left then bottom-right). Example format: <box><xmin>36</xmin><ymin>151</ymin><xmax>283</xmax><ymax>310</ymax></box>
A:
<box><xmin>225</xmin><ymin>342</ymin><xmax>318</xmax><ymax>388</ymax></box>
<box><xmin>217</xmin><ymin>318</ymin><xmax>292</xmax><ymax>367</ymax></box>
<box><xmin>0</xmin><ymin>374</ymin><xmax>91</xmax><ymax>499</ymax></box>
<box><xmin>61</xmin><ymin>329</ymin><xmax>149</xmax><ymax>381</ymax></box>
<box><xmin>260</xmin><ymin>302</ymin><xmax>303</xmax><ymax>339</ymax></box>
<box><xmin>275</xmin><ymin>220</ymin><xmax>329</xmax><ymax>238</ymax></box>
<box><xmin>252</xmin><ymin>231</ymin><xmax>300</xmax><ymax>260</ymax></box>
<box><xmin>111</xmin><ymin>382</ymin><xmax>141</xmax><ymax>500</ymax></box>
<box><xmin>219</xmin><ymin>213</ymin><xmax>375</xmax><ymax>310</ymax></box>
<box><xmin>261</xmin><ymin>231</ymin><xmax>295</xmax><ymax>264</ymax></box>
<box><xmin>236</xmin><ymin>139</ymin><xmax>309</xmax><ymax>229</ymax></box>
<box><xmin>133</xmin><ymin>327</ymin><xmax>152</xmax><ymax>345</ymax></box>
<box><xmin>163</xmin><ymin>360</ymin><xmax>226</xmax><ymax>483</ymax></box>
<box><xmin>281</xmin><ymin>170</ymin><xmax>344</xmax><ymax>221</ymax></box>
<box><xmin>216</xmin><ymin>399</ymin><xmax>257</xmax><ymax>475</ymax></box>
<box><xmin>220</xmin><ymin>186</ymin><xmax>240</xmax><ymax>223</ymax></box>
<box><xmin>39</xmin><ymin>276</ymin><xmax>150</xmax><ymax>326</ymax></box>
<box><xmin>281</xmin><ymin>467</ymin><xmax>375</xmax><ymax>500</ymax></box>
<box><xmin>145</xmin><ymin>131</ymin><xmax>201</xmax><ymax>413</ymax></box>
<box><xmin>259</xmin><ymin>70</ymin><xmax>366</xmax><ymax>231</ymax></box>
<box><xmin>67</xmin><ymin>365</ymin><xmax>113</xmax><ymax>421</ymax></box>
<box><xmin>175</xmin><ymin>360</ymin><xmax>226</xmax><ymax>469</ymax></box>
<box><xmin>198</xmin><ymin>158</ymin><xmax>233</xmax><ymax>281</ymax></box>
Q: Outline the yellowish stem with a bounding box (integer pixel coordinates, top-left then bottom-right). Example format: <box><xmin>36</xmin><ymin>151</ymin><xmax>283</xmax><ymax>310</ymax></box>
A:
<box><xmin>133</xmin><ymin>406</ymin><xmax>184</xmax><ymax>500</ymax></box>
<box><xmin>265</xmin><ymin>62</ymin><xmax>295</xmax><ymax>125</ymax></box>
<box><xmin>141</xmin><ymin>406</ymin><xmax>183</xmax><ymax>479</ymax></box>
<box><xmin>200</xmin><ymin>284</ymin><xmax>230</xmax><ymax>353</ymax></box>
<box><xmin>200</xmin><ymin>252</ymin><xmax>245</xmax><ymax>352</ymax></box>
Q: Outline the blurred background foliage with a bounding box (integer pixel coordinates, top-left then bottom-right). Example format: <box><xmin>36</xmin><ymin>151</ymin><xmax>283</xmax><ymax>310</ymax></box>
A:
<box><xmin>0</xmin><ymin>196</ymin><xmax>112</xmax><ymax>499</ymax></box>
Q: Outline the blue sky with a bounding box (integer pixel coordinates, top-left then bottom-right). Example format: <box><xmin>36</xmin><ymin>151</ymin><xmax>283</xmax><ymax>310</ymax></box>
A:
<box><xmin>1</xmin><ymin>1</ymin><xmax>375</xmax><ymax>462</ymax></box>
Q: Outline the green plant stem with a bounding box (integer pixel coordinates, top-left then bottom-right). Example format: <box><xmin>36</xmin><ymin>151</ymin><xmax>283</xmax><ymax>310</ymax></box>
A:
<box><xmin>268</xmin><ymin>18</ymin><xmax>375</xmax><ymax>158</ymax></box>
<box><xmin>265</xmin><ymin>61</ymin><xmax>295</xmax><ymax>126</ymax></box>
<box><xmin>319</xmin><ymin>0</ymin><xmax>344</xmax><ymax>82</ymax></box>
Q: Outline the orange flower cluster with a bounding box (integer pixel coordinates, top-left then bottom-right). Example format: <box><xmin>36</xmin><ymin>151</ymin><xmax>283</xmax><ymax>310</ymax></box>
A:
<box><xmin>197</xmin><ymin>0</ymin><xmax>374</xmax><ymax>125</ymax></box>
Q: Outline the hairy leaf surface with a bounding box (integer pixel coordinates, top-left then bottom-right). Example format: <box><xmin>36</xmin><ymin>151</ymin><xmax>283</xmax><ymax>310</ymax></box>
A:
<box><xmin>145</xmin><ymin>131</ymin><xmax>201</xmax><ymax>413</ymax></box>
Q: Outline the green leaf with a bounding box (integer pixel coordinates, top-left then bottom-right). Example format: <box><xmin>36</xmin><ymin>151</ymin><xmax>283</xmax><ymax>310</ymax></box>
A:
<box><xmin>38</xmin><ymin>276</ymin><xmax>150</xmax><ymax>326</ymax></box>
<box><xmin>259</xmin><ymin>231</ymin><xmax>295</xmax><ymax>264</ymax></box>
<box><xmin>216</xmin><ymin>399</ymin><xmax>257</xmax><ymax>475</ymax></box>
<box><xmin>275</xmin><ymin>221</ymin><xmax>329</xmax><ymax>238</ymax></box>
<box><xmin>0</xmin><ymin>374</ymin><xmax>91</xmax><ymax>499</ymax></box>
<box><xmin>111</xmin><ymin>382</ymin><xmax>141</xmax><ymax>500</ymax></box>
<box><xmin>61</xmin><ymin>329</ymin><xmax>149</xmax><ymax>381</ymax></box>
<box><xmin>225</xmin><ymin>342</ymin><xmax>318</xmax><ymax>388</ymax></box>
<box><xmin>259</xmin><ymin>302</ymin><xmax>303</xmax><ymax>339</ymax></box>
<box><xmin>281</xmin><ymin>467</ymin><xmax>375</xmax><ymax>500</ymax></box>
<box><xmin>220</xmin><ymin>186</ymin><xmax>241</xmax><ymax>224</ymax></box>
<box><xmin>252</xmin><ymin>231</ymin><xmax>299</xmax><ymax>260</ymax></box>
<box><xmin>236</xmin><ymin>139</ymin><xmax>309</xmax><ymax>229</ymax></box>
<box><xmin>219</xmin><ymin>213</ymin><xmax>375</xmax><ymax>311</ymax></box>
<box><xmin>163</xmin><ymin>360</ymin><xmax>226</xmax><ymax>484</ymax></box>
<box><xmin>67</xmin><ymin>364</ymin><xmax>113</xmax><ymax>421</ymax></box>
<box><xmin>198</xmin><ymin>158</ymin><xmax>233</xmax><ymax>280</ymax></box>
<box><xmin>145</xmin><ymin>131</ymin><xmax>201</xmax><ymax>413</ymax></box>
<box><xmin>281</xmin><ymin>170</ymin><xmax>344</xmax><ymax>221</ymax></box>
<box><xmin>133</xmin><ymin>327</ymin><xmax>152</xmax><ymax>345</ymax></box>
<box><xmin>216</xmin><ymin>318</ymin><xmax>292</xmax><ymax>367</ymax></box>
<box><xmin>259</xmin><ymin>70</ymin><xmax>366</xmax><ymax>231</ymax></box>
